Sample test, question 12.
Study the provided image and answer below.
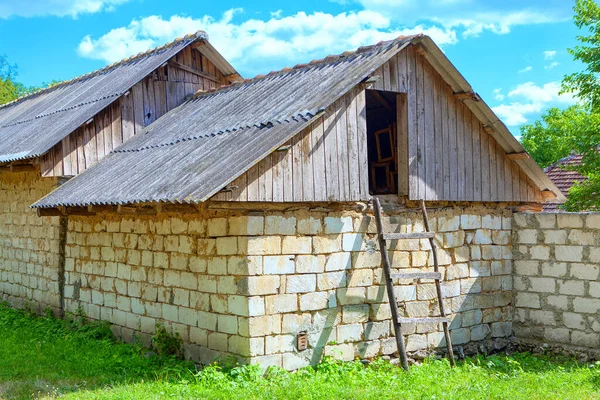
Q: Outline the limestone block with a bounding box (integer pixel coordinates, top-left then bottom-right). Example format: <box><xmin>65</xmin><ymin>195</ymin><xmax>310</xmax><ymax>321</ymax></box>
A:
<box><xmin>470</xmin><ymin>261</ymin><xmax>491</xmax><ymax>277</ymax></box>
<box><xmin>470</xmin><ymin>324</ymin><xmax>490</xmax><ymax>341</ymax></box>
<box><xmin>207</xmin><ymin>218</ymin><xmax>227</xmax><ymax>237</ymax></box>
<box><xmin>297</xmin><ymin>217</ymin><xmax>323</xmax><ymax>235</ymax></box>
<box><xmin>282</xmin><ymin>236</ymin><xmax>312</xmax><ymax>255</ymax></box>
<box><xmin>207</xmin><ymin>257</ymin><xmax>227</xmax><ymax>275</ymax></box>
<box><xmin>170</xmin><ymin>253</ymin><xmax>189</xmax><ymax>271</ymax></box>
<box><xmin>446</xmin><ymin>263</ymin><xmax>469</xmax><ymax>280</ymax></box>
<box><xmin>515</xmin><ymin>260</ymin><xmax>539</xmax><ymax>276</ymax></box>
<box><xmin>454</xmin><ymin>246</ymin><xmax>470</xmax><ymax>263</ymax></box>
<box><xmin>337</xmin><ymin>323</ymin><xmax>364</xmax><ymax>343</ymax></box>
<box><xmin>517</xmin><ymin>229</ymin><xmax>538</xmax><ymax>244</ymax></box>
<box><xmin>245</xmin><ymin>236</ymin><xmax>281</xmax><ymax>256</ymax></box>
<box><xmin>461</xmin><ymin>310</ymin><xmax>482</xmax><ymax>327</ymax></box>
<box><xmin>417</xmin><ymin>284</ymin><xmax>437</xmax><ymax>301</ymax></box>
<box><xmin>179</xmin><ymin>307</ymin><xmax>198</xmax><ymax>326</ymax></box>
<box><xmin>571</xmin><ymin>331</ymin><xmax>599</xmax><ymax>348</ymax></box>
<box><xmin>207</xmin><ymin>332</ymin><xmax>228</xmax><ymax>352</ymax></box>
<box><xmin>217</xmin><ymin>315</ymin><xmax>238</xmax><ymax>335</ymax></box>
<box><xmin>492</xmin><ymin>231</ymin><xmax>510</xmax><ymax>245</ymax></box>
<box><xmin>342</xmin><ymin>304</ymin><xmax>370</xmax><ymax>324</ymax></box>
<box><xmin>573</xmin><ymin>298</ymin><xmax>600</xmax><ymax>314</ymax></box>
<box><xmin>541</xmin><ymin>262</ymin><xmax>567</xmax><ymax>278</ymax></box>
<box><xmin>570</xmin><ymin>263</ymin><xmax>599</xmax><ymax>280</ymax></box>
<box><xmin>197</xmin><ymin>276</ymin><xmax>218</xmax><ymax>293</ymax></box>
<box><xmin>491</xmin><ymin>260</ymin><xmax>511</xmax><ymax>275</ymax></box>
<box><xmin>530</xmin><ymin>246</ymin><xmax>550</xmax><ymax>261</ymax></box>
<box><xmin>370</xmin><ymin>303</ymin><xmax>392</xmax><ymax>321</ymax></box>
<box><xmin>239</xmin><ymin>276</ymin><xmax>280</xmax><ymax>295</ymax></box>
<box><xmin>286</xmin><ymin>274</ymin><xmax>316</xmax><ymax>293</ymax></box>
<box><xmin>546</xmin><ymin>295</ymin><xmax>569</xmax><ymax>310</ymax></box>
<box><xmin>248</xmin><ymin>315</ymin><xmax>282</xmax><ymax>336</ymax></box>
<box><xmin>586</xmin><ymin>214</ymin><xmax>600</xmax><ymax>229</ymax></box>
<box><xmin>324</xmin><ymin>343</ymin><xmax>354</xmax><ymax>362</ymax></box>
<box><xmin>557</xmin><ymin>214</ymin><xmax>583</xmax><ymax>229</ymax></box>
<box><xmin>589</xmin><ymin>282</ymin><xmax>600</xmax><ymax>297</ymax></box>
<box><xmin>293</xmin><ymin>255</ymin><xmax>324</xmax><ymax>274</ymax></box>
<box><xmin>313</xmin><ymin>236</ymin><xmax>342</xmax><ymax>254</ymax></box>
<box><xmin>355</xmin><ymin>340</ymin><xmax>381</xmax><ymax>359</ymax></box>
<box><xmin>338</xmin><ymin>287</ymin><xmax>367</xmax><ymax>305</ymax></box>
<box><xmin>216</xmin><ymin>237</ymin><xmax>238</xmax><ymax>256</ymax></box>
<box><xmin>412</xmin><ymin>251</ymin><xmax>429</xmax><ymax>267</ymax></box>
<box><xmin>364</xmin><ymin>321</ymin><xmax>391</xmax><ymax>340</ymax></box>
<box><xmin>558</xmin><ymin>280</ymin><xmax>584</xmax><ymax>296</ymax></box>
<box><xmin>347</xmin><ymin>269</ymin><xmax>373</xmax><ymax>287</ymax></box>
<box><xmin>534</xmin><ymin>214</ymin><xmax>555</xmax><ymax>229</ymax></box>
<box><xmin>352</xmin><ymin>252</ymin><xmax>381</xmax><ymax>269</ymax></box>
<box><xmin>443</xmin><ymin>231</ymin><xmax>465</xmax><ymax>248</ymax></box>
<box><xmin>589</xmin><ymin>248</ymin><xmax>600</xmax><ymax>264</ymax></box>
<box><xmin>248</xmin><ymin>296</ymin><xmax>266</xmax><ymax>317</ymax></box>
<box><xmin>461</xmin><ymin>215</ymin><xmax>481</xmax><ymax>230</ymax></box>
<box><xmin>555</xmin><ymin>246</ymin><xmax>583</xmax><ymax>262</ymax></box>
<box><xmin>395</xmin><ymin>285</ymin><xmax>417</xmax><ymax>301</ymax></box>
<box><xmin>265</xmin><ymin>216</ymin><xmax>296</xmax><ymax>235</ymax></box>
<box><xmin>461</xmin><ymin>278</ymin><xmax>481</xmax><ymax>295</ymax></box>
<box><xmin>317</xmin><ymin>271</ymin><xmax>347</xmax><ymax>291</ymax></box>
<box><xmin>441</xmin><ymin>280</ymin><xmax>460</xmax><ymax>298</ymax></box>
<box><xmin>197</xmin><ymin>239</ymin><xmax>216</xmax><ymax>256</ymax></box>
<box><xmin>530</xmin><ymin>310</ymin><xmax>556</xmax><ymax>326</ymax></box>
<box><xmin>265</xmin><ymin>294</ymin><xmax>298</xmax><ymax>314</ymax></box>
<box><xmin>529</xmin><ymin>277</ymin><xmax>556</xmax><ymax>293</ymax></box>
<box><xmin>342</xmin><ymin>233</ymin><xmax>364</xmax><ymax>252</ymax></box>
<box><xmin>325</xmin><ymin>252</ymin><xmax>352</xmax><ymax>271</ymax></box>
<box><xmin>490</xmin><ymin>322</ymin><xmax>512</xmax><ymax>338</ymax></box>
<box><xmin>264</xmin><ymin>255</ymin><xmax>296</xmax><ymax>275</ymax></box>
<box><xmin>450</xmin><ymin>328</ymin><xmax>470</xmax><ymax>345</ymax></box>
<box><xmin>544</xmin><ymin>328</ymin><xmax>570</xmax><ymax>343</ymax></box>
<box><xmin>282</xmin><ymin>350</ymin><xmax>313</xmax><ymax>371</ymax></box>
<box><xmin>542</xmin><ymin>230</ymin><xmax>566</xmax><ymax>245</ymax></box>
<box><xmin>229</xmin><ymin>216</ymin><xmax>265</xmax><ymax>236</ymax></box>
<box><xmin>437</xmin><ymin>216</ymin><xmax>459</xmax><ymax>232</ymax></box>
<box><xmin>563</xmin><ymin>312</ymin><xmax>585</xmax><ymax>330</ymax></box>
<box><xmin>324</xmin><ymin>216</ymin><xmax>353</xmax><ymax>234</ymax></box>
<box><xmin>300</xmin><ymin>291</ymin><xmax>332</xmax><ymax>311</ymax></box>
<box><xmin>474</xmin><ymin>229</ymin><xmax>493</xmax><ymax>245</ymax></box>
<box><xmin>515</xmin><ymin>292</ymin><xmax>540</xmax><ymax>308</ymax></box>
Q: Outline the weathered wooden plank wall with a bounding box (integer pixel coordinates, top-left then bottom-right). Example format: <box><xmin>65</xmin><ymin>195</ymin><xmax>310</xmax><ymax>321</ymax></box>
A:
<box><xmin>370</xmin><ymin>45</ymin><xmax>543</xmax><ymax>203</ymax></box>
<box><xmin>211</xmin><ymin>88</ymin><xmax>371</xmax><ymax>202</ymax></box>
<box><xmin>41</xmin><ymin>45</ymin><xmax>228</xmax><ymax>177</ymax></box>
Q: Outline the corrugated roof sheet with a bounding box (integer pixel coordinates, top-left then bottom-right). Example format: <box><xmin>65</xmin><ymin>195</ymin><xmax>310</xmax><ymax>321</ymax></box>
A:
<box><xmin>0</xmin><ymin>31</ymin><xmax>208</xmax><ymax>163</ymax></box>
<box><xmin>33</xmin><ymin>35</ymin><xmax>416</xmax><ymax>208</ymax></box>
<box><xmin>543</xmin><ymin>153</ymin><xmax>587</xmax><ymax>212</ymax></box>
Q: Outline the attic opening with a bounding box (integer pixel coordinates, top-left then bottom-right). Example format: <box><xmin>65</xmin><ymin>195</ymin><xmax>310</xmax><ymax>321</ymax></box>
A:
<box><xmin>366</xmin><ymin>89</ymin><xmax>400</xmax><ymax>195</ymax></box>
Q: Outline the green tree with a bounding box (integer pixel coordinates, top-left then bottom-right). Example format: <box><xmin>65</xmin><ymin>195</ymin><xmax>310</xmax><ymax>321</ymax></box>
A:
<box><xmin>524</xmin><ymin>0</ymin><xmax>600</xmax><ymax>211</ymax></box>
<box><xmin>520</xmin><ymin>105</ymin><xmax>591</xmax><ymax>169</ymax></box>
<box><xmin>0</xmin><ymin>55</ymin><xmax>28</xmax><ymax>105</ymax></box>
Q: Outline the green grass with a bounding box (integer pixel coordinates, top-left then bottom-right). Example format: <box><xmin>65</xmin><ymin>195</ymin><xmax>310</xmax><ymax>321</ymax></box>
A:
<box><xmin>0</xmin><ymin>303</ymin><xmax>599</xmax><ymax>400</ymax></box>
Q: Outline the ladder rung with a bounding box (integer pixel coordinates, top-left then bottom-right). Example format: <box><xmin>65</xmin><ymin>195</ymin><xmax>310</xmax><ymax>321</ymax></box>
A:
<box><xmin>391</xmin><ymin>272</ymin><xmax>441</xmax><ymax>280</ymax></box>
<box><xmin>397</xmin><ymin>316</ymin><xmax>451</xmax><ymax>324</ymax></box>
<box><xmin>383</xmin><ymin>232</ymin><xmax>435</xmax><ymax>240</ymax></box>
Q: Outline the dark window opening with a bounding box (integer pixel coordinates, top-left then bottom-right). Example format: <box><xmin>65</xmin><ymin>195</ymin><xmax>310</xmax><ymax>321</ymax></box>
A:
<box><xmin>366</xmin><ymin>89</ymin><xmax>398</xmax><ymax>195</ymax></box>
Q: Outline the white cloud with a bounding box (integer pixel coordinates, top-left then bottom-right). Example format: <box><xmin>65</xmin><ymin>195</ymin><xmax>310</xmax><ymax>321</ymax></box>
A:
<box><xmin>518</xmin><ymin>66</ymin><xmax>532</xmax><ymax>73</ymax></box>
<box><xmin>544</xmin><ymin>61</ymin><xmax>559</xmax><ymax>70</ymax></box>
<box><xmin>77</xmin><ymin>10</ymin><xmax>458</xmax><ymax>75</ymax></box>
<box><xmin>492</xmin><ymin>81</ymin><xmax>576</xmax><ymax>126</ymax></box>
<box><xmin>492</xmin><ymin>88</ymin><xmax>505</xmax><ymax>101</ymax></box>
<box><xmin>543</xmin><ymin>50</ymin><xmax>557</xmax><ymax>59</ymax></box>
<box><xmin>0</xmin><ymin>0</ymin><xmax>129</xmax><ymax>18</ymax></box>
<box><xmin>355</xmin><ymin>0</ymin><xmax>570</xmax><ymax>37</ymax></box>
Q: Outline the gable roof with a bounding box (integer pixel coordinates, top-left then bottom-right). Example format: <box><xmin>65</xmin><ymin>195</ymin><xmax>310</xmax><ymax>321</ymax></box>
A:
<box><xmin>33</xmin><ymin>35</ymin><xmax>565</xmax><ymax>209</ymax></box>
<box><xmin>543</xmin><ymin>153</ymin><xmax>586</xmax><ymax>211</ymax></box>
<box><xmin>0</xmin><ymin>31</ymin><xmax>235</xmax><ymax>164</ymax></box>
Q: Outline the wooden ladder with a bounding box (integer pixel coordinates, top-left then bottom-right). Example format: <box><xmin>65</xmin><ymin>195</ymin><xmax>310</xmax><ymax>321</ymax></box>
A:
<box><xmin>373</xmin><ymin>197</ymin><xmax>456</xmax><ymax>371</ymax></box>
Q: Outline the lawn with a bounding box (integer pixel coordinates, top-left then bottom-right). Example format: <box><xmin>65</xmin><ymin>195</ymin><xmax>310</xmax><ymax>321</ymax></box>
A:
<box><xmin>0</xmin><ymin>303</ymin><xmax>599</xmax><ymax>400</ymax></box>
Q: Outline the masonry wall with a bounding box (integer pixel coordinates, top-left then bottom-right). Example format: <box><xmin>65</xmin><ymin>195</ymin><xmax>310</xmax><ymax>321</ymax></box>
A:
<box><xmin>512</xmin><ymin>212</ymin><xmax>600</xmax><ymax>350</ymax></box>
<box><xmin>63</xmin><ymin>201</ymin><xmax>513</xmax><ymax>369</ymax></box>
<box><xmin>0</xmin><ymin>170</ymin><xmax>62</xmax><ymax>312</ymax></box>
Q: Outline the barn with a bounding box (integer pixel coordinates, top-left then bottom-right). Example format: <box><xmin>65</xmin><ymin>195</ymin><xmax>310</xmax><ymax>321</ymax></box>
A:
<box><xmin>0</xmin><ymin>31</ymin><xmax>238</xmax><ymax>312</ymax></box>
<box><xmin>29</xmin><ymin>34</ymin><xmax>565</xmax><ymax>369</ymax></box>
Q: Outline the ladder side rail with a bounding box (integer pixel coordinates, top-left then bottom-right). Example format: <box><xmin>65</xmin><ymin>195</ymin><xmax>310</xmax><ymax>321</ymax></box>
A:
<box><xmin>373</xmin><ymin>197</ymin><xmax>409</xmax><ymax>371</ymax></box>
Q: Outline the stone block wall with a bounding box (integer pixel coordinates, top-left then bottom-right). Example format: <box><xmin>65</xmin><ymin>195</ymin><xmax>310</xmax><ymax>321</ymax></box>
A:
<box><xmin>0</xmin><ymin>170</ymin><xmax>62</xmax><ymax>312</ymax></box>
<box><xmin>63</xmin><ymin>202</ymin><xmax>513</xmax><ymax>370</ymax></box>
<box><xmin>512</xmin><ymin>213</ymin><xmax>600</xmax><ymax>349</ymax></box>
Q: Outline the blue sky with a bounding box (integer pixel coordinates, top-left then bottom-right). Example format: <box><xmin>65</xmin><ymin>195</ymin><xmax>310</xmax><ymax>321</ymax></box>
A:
<box><xmin>0</xmin><ymin>0</ymin><xmax>582</xmax><ymax>135</ymax></box>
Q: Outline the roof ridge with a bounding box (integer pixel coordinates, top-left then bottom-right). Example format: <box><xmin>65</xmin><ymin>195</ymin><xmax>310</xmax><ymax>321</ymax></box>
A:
<box><xmin>192</xmin><ymin>34</ymin><xmax>422</xmax><ymax>101</ymax></box>
<box><xmin>113</xmin><ymin>112</ymin><xmax>317</xmax><ymax>153</ymax></box>
<box><xmin>0</xmin><ymin>30</ymin><xmax>208</xmax><ymax>111</ymax></box>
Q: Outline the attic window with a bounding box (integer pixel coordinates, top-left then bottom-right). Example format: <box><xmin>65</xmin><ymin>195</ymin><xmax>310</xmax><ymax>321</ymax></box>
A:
<box><xmin>366</xmin><ymin>89</ymin><xmax>398</xmax><ymax>195</ymax></box>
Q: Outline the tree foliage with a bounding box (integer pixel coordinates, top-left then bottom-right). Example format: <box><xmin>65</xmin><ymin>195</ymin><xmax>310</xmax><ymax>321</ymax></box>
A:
<box><xmin>0</xmin><ymin>55</ymin><xmax>28</xmax><ymax>105</ymax></box>
<box><xmin>521</xmin><ymin>0</ymin><xmax>600</xmax><ymax>211</ymax></box>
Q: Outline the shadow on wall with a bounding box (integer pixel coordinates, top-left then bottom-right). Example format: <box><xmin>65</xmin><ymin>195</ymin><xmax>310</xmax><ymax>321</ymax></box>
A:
<box><xmin>297</xmin><ymin>209</ymin><xmax>513</xmax><ymax>366</ymax></box>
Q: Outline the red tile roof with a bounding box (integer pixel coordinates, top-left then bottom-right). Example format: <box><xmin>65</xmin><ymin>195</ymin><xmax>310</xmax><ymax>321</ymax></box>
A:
<box><xmin>543</xmin><ymin>153</ymin><xmax>586</xmax><ymax>212</ymax></box>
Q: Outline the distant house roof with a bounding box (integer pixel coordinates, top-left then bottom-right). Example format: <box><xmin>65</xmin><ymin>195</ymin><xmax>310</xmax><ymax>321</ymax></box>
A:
<box><xmin>0</xmin><ymin>31</ymin><xmax>235</xmax><ymax>164</ymax></box>
<box><xmin>33</xmin><ymin>35</ymin><xmax>565</xmax><ymax>209</ymax></box>
<box><xmin>543</xmin><ymin>153</ymin><xmax>587</xmax><ymax>211</ymax></box>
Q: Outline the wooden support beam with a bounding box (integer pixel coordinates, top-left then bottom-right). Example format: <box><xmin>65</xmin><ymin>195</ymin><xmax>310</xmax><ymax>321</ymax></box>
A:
<box><xmin>168</xmin><ymin>61</ymin><xmax>221</xmax><ymax>84</ymax></box>
<box><xmin>37</xmin><ymin>208</ymin><xmax>63</xmax><ymax>217</ymax></box>
<box><xmin>454</xmin><ymin>92</ymin><xmax>480</xmax><ymax>102</ymax></box>
<box><xmin>507</xmin><ymin>152</ymin><xmax>529</xmax><ymax>161</ymax></box>
<box><xmin>516</xmin><ymin>202</ymin><xmax>543</xmax><ymax>213</ymax></box>
<box><xmin>541</xmin><ymin>190</ymin><xmax>558</xmax><ymax>200</ymax></box>
<box><xmin>483</xmin><ymin>124</ymin><xmax>494</xmax><ymax>135</ymax></box>
<box><xmin>162</xmin><ymin>203</ymin><xmax>199</xmax><ymax>214</ymax></box>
